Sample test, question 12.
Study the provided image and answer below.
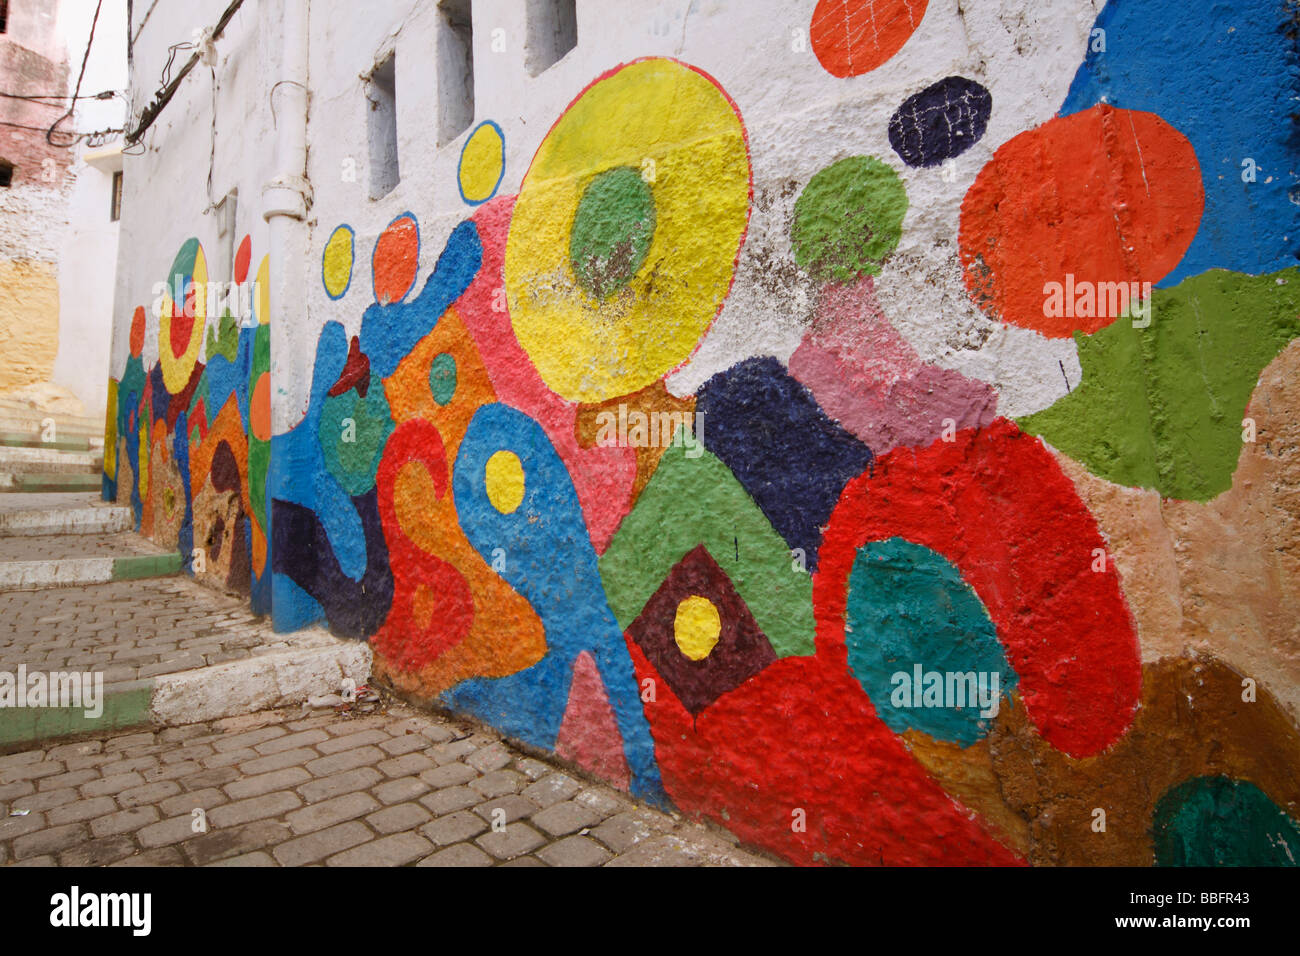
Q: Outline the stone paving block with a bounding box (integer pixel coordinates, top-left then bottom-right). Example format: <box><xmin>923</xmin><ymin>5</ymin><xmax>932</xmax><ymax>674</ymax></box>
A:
<box><xmin>417</xmin><ymin>843</ymin><xmax>493</xmax><ymax>867</ymax></box>
<box><xmin>81</xmin><ymin>770</ymin><xmax>145</xmax><ymax>797</ymax></box>
<box><xmin>532</xmin><ymin>800</ymin><xmax>602</xmax><ymax>837</ymax></box>
<box><xmin>372</xmin><ymin>776</ymin><xmax>430</xmax><ymax>806</ymax></box>
<box><xmin>0</xmin><ymin>810</ymin><xmax>47</xmax><ymax>842</ymax></box>
<box><xmin>417</xmin><ymin>762</ymin><xmax>477</xmax><ymax>790</ymax></box>
<box><xmin>466</xmin><ymin>743</ymin><xmax>512</xmax><ymax>773</ymax></box>
<box><xmin>475</xmin><ymin>822</ymin><xmax>546</xmax><ymax>860</ymax></box>
<box><xmin>366</xmin><ymin>802</ymin><xmax>432</xmax><ymax>835</ymax></box>
<box><xmin>604</xmin><ymin>834</ymin><xmax>705</xmax><ymax>867</ymax></box>
<box><xmin>377</xmin><ymin>752</ymin><xmax>436</xmax><ymax>778</ymax></box>
<box><xmin>326</xmin><ymin>832</ymin><xmax>431</xmax><ymax>866</ymax></box>
<box><xmin>286</xmin><ymin>791</ymin><xmax>379</xmax><ymax>835</ymax></box>
<box><xmin>523</xmin><ymin>773</ymin><xmax>583</xmax><ymax>810</ymax></box>
<box><xmin>513</xmin><ymin>757</ymin><xmax>552</xmax><ymax>781</ymax></box>
<box><xmin>273</xmin><ymin>821</ymin><xmax>373</xmax><ymax>866</ymax></box>
<box><xmin>472</xmin><ymin>794</ymin><xmax>536</xmax><ymax>826</ymax></box>
<box><xmin>13</xmin><ymin>822</ymin><xmax>88</xmax><ymax>860</ymax></box>
<box><xmin>589</xmin><ymin>811</ymin><xmax>675</xmax><ymax>854</ymax></box>
<box><xmin>237</xmin><ymin>748</ymin><xmax>318</xmax><ymax>777</ymax></box>
<box><xmin>205</xmin><ymin>851</ymin><xmax>276</xmax><ymax>867</ymax></box>
<box><xmin>470</xmin><ymin>769</ymin><xmax>526</xmax><ymax>799</ymax></box>
<box><xmin>118</xmin><ymin>780</ymin><xmax>182</xmax><ymax>808</ymax></box>
<box><xmin>136</xmin><ymin>815</ymin><xmax>197</xmax><ymax>849</ymax></box>
<box><xmin>305</xmin><ymin>746</ymin><xmax>385</xmax><ymax>777</ymax></box>
<box><xmin>574</xmin><ymin>788</ymin><xmax>629</xmax><ymax>817</ymax></box>
<box><xmin>253</xmin><ymin>729</ymin><xmax>331</xmax><ymax>756</ymax></box>
<box><xmin>10</xmin><ymin>787</ymin><xmax>78</xmax><ymax>812</ymax></box>
<box><xmin>208</xmin><ymin>790</ymin><xmax>302</xmax><ymax>828</ymax></box>
<box><xmin>421</xmin><ymin>809</ymin><xmax>488</xmax><ymax>847</ymax></box>
<box><xmin>420</xmin><ymin>785</ymin><xmax>479</xmax><ymax>816</ymax></box>
<box><xmin>58</xmin><ymin>833</ymin><xmax>138</xmax><ymax>867</ymax></box>
<box><xmin>296</xmin><ymin>767</ymin><xmax>382</xmax><ymax>804</ymax></box>
<box><xmin>160</xmin><ymin>787</ymin><xmax>228</xmax><ymax>816</ymax></box>
<box><xmin>46</xmin><ymin>795</ymin><xmax>117</xmax><ymax>825</ymax></box>
<box><xmin>224</xmin><ymin>767</ymin><xmax>311</xmax><ymax>801</ymax></box>
<box><xmin>90</xmin><ymin>805</ymin><xmax>160</xmax><ymax>838</ymax></box>
<box><xmin>378</xmin><ymin>733</ymin><xmax>429</xmax><ymax>757</ymax></box>
<box><xmin>179</xmin><ymin>766</ymin><xmax>240</xmax><ymax>791</ymax></box>
<box><xmin>313</xmin><ymin>728</ymin><xmax>390</xmax><ymax>755</ymax></box>
<box><xmin>499</xmin><ymin>855</ymin><xmax>548</xmax><ymax>867</ymax></box>
<box><xmin>538</xmin><ymin>835</ymin><xmax>613</xmax><ymax>867</ymax></box>
<box><xmin>184</xmin><ymin>820</ymin><xmax>293</xmax><ymax>866</ymax></box>
<box><xmin>38</xmin><ymin>769</ymin><xmax>100</xmax><ymax>792</ymax></box>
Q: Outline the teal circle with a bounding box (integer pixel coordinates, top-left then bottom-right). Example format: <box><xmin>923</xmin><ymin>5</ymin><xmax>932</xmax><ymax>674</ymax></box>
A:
<box><xmin>430</xmin><ymin>352</ymin><xmax>458</xmax><ymax>406</ymax></box>
<box><xmin>845</xmin><ymin>537</ymin><xmax>1017</xmax><ymax>746</ymax></box>
<box><xmin>1152</xmin><ymin>776</ymin><xmax>1300</xmax><ymax>866</ymax></box>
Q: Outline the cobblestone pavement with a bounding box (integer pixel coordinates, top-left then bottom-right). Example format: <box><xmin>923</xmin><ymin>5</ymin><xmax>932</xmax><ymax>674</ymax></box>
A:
<box><xmin>0</xmin><ymin>532</ymin><xmax>164</xmax><ymax>562</ymax></box>
<box><xmin>0</xmin><ymin>704</ymin><xmax>781</xmax><ymax>867</ymax></box>
<box><xmin>0</xmin><ymin>577</ymin><xmax>323</xmax><ymax>685</ymax></box>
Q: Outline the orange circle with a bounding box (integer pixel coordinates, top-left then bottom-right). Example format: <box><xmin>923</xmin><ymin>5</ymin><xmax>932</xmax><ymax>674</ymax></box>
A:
<box><xmin>234</xmin><ymin>234</ymin><xmax>252</xmax><ymax>284</ymax></box>
<box><xmin>250</xmin><ymin>372</ymin><xmax>271</xmax><ymax>442</ymax></box>
<box><xmin>810</xmin><ymin>0</ymin><xmax>928</xmax><ymax>78</ymax></box>
<box><xmin>129</xmin><ymin>305</ymin><xmax>146</xmax><ymax>356</ymax></box>
<box><xmin>958</xmin><ymin>104</ymin><xmax>1204</xmax><ymax>337</ymax></box>
<box><xmin>372</xmin><ymin>214</ymin><xmax>419</xmax><ymax>304</ymax></box>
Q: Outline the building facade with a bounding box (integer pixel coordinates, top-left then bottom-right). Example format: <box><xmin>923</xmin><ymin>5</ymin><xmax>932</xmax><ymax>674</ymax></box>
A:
<box><xmin>106</xmin><ymin>0</ymin><xmax>1300</xmax><ymax>865</ymax></box>
<box><xmin>1</xmin><ymin>0</ymin><xmax>124</xmax><ymax>421</ymax></box>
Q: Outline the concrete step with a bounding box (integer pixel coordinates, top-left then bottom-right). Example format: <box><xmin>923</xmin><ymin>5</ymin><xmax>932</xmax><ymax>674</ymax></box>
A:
<box><xmin>0</xmin><ymin>628</ymin><xmax>370</xmax><ymax>749</ymax></box>
<box><xmin>0</xmin><ymin>414</ymin><xmax>106</xmax><ymax>441</ymax></box>
<box><xmin>0</xmin><ymin>473</ymin><xmax>103</xmax><ymax>493</ymax></box>
<box><xmin>0</xmin><ymin>551</ymin><xmax>182</xmax><ymax>591</ymax></box>
<box><xmin>0</xmin><ymin>431</ymin><xmax>97</xmax><ymax>451</ymax></box>
<box><xmin>0</xmin><ymin>446</ymin><xmax>101</xmax><ymax>475</ymax></box>
<box><xmin>0</xmin><ymin>502</ymin><xmax>131</xmax><ymax>536</ymax></box>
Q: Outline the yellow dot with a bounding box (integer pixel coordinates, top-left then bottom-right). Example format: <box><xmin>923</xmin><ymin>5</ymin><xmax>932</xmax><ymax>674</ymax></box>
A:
<box><xmin>484</xmin><ymin>450</ymin><xmax>525</xmax><ymax>514</ymax></box>
<box><xmin>673</xmin><ymin>596</ymin><xmax>721</xmax><ymax>661</ymax></box>
<box><xmin>459</xmin><ymin>121</ymin><xmax>505</xmax><ymax>204</ymax></box>
<box><xmin>322</xmin><ymin>226</ymin><xmax>354</xmax><ymax>300</ymax></box>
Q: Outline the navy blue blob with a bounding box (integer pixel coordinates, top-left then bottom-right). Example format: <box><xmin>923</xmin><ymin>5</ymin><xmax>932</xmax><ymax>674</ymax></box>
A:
<box><xmin>888</xmin><ymin>76</ymin><xmax>992</xmax><ymax>168</ymax></box>
<box><xmin>696</xmin><ymin>356</ymin><xmax>873</xmax><ymax>571</ymax></box>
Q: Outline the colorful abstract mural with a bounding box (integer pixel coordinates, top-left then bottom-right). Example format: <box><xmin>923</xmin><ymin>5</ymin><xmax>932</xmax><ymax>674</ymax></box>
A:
<box><xmin>107</xmin><ymin>0</ymin><xmax>1300</xmax><ymax>868</ymax></box>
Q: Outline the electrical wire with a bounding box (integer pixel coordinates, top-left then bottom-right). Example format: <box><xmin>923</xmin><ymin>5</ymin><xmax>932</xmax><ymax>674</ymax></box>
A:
<box><xmin>47</xmin><ymin>0</ymin><xmax>105</xmax><ymax>147</ymax></box>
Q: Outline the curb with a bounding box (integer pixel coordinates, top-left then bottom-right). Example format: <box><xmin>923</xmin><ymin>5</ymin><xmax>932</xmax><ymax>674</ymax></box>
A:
<box><xmin>0</xmin><ymin>504</ymin><xmax>132</xmax><ymax>537</ymax></box>
<box><xmin>0</xmin><ymin>552</ymin><xmax>182</xmax><ymax>591</ymax></box>
<box><xmin>0</xmin><ymin>632</ymin><xmax>372</xmax><ymax>749</ymax></box>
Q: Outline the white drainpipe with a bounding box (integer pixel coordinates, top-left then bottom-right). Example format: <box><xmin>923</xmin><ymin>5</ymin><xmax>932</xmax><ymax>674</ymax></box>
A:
<box><xmin>263</xmin><ymin>0</ymin><xmax>311</xmax><ymax>629</ymax></box>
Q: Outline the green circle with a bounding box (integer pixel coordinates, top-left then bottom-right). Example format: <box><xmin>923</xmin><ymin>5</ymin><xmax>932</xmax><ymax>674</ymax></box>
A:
<box><xmin>569</xmin><ymin>166</ymin><xmax>656</xmax><ymax>300</ymax></box>
<box><xmin>429</xmin><ymin>352</ymin><xmax>458</xmax><ymax>406</ymax></box>
<box><xmin>792</xmin><ymin>156</ymin><xmax>907</xmax><ymax>283</ymax></box>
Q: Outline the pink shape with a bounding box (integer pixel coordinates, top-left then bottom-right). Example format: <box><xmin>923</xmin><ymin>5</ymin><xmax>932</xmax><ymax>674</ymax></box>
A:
<box><xmin>457</xmin><ymin>198</ymin><xmax>637</xmax><ymax>553</ymax></box>
<box><xmin>555</xmin><ymin>651</ymin><xmax>632</xmax><ymax>791</ymax></box>
<box><xmin>788</xmin><ymin>277</ymin><xmax>998</xmax><ymax>454</ymax></box>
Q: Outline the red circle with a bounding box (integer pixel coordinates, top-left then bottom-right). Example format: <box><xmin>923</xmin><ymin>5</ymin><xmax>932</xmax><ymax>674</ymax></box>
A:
<box><xmin>129</xmin><ymin>305</ymin><xmax>146</xmax><ymax>357</ymax></box>
<box><xmin>233</xmin><ymin>234</ymin><xmax>252</xmax><ymax>284</ymax></box>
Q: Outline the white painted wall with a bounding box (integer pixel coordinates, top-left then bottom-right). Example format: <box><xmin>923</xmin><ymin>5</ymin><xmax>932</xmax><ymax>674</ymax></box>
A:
<box><xmin>115</xmin><ymin>0</ymin><xmax>1106</xmax><ymax>434</ymax></box>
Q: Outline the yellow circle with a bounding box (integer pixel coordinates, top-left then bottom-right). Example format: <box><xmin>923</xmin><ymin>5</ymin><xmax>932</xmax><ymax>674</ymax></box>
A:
<box><xmin>505</xmin><ymin>58</ymin><xmax>750</xmax><ymax>403</ymax></box>
<box><xmin>158</xmin><ymin>241</ymin><xmax>207</xmax><ymax>394</ymax></box>
<box><xmin>484</xmin><ymin>450</ymin><xmax>525</xmax><ymax>514</ymax></box>
<box><xmin>459</xmin><ymin>122</ymin><xmax>505</xmax><ymax>204</ymax></box>
<box><xmin>673</xmin><ymin>595</ymin><xmax>722</xmax><ymax>661</ymax></box>
<box><xmin>322</xmin><ymin>227</ymin><xmax>354</xmax><ymax>299</ymax></box>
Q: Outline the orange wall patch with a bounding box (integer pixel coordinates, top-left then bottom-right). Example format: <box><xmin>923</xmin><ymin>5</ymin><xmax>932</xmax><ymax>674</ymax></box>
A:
<box><xmin>958</xmin><ymin>104</ymin><xmax>1204</xmax><ymax>337</ymax></box>
<box><xmin>810</xmin><ymin>0</ymin><xmax>929</xmax><ymax>78</ymax></box>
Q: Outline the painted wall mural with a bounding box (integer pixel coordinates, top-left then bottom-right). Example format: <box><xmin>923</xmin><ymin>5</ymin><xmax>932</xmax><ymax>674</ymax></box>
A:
<box><xmin>107</xmin><ymin>1</ymin><xmax>1300</xmax><ymax>866</ymax></box>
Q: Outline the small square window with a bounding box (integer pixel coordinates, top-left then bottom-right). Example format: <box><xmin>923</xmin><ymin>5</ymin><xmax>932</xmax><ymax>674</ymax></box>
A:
<box><xmin>0</xmin><ymin>161</ymin><xmax>14</xmax><ymax>188</ymax></box>
<box><xmin>526</xmin><ymin>0</ymin><xmax>577</xmax><ymax>76</ymax></box>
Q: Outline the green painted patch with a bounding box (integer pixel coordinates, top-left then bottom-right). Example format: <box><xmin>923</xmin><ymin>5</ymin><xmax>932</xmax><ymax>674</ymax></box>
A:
<box><xmin>9</xmin><ymin>474</ymin><xmax>102</xmax><ymax>493</ymax></box>
<box><xmin>569</xmin><ymin>166</ymin><xmax>656</xmax><ymax>300</ymax></box>
<box><xmin>205</xmin><ymin>308</ymin><xmax>240</xmax><ymax>363</ymax></box>
<box><xmin>1018</xmin><ymin>268</ymin><xmax>1300</xmax><ymax>501</ymax></box>
<box><xmin>0</xmin><ymin>680</ymin><xmax>154</xmax><ymax>749</ymax></box>
<box><xmin>1152</xmin><ymin>776</ymin><xmax>1300</xmax><ymax>866</ymax></box>
<box><xmin>317</xmin><ymin>373</ymin><xmax>394</xmax><ymax>496</ymax></box>
<box><xmin>430</xmin><ymin>352</ymin><xmax>458</xmax><ymax>406</ymax></box>
<box><xmin>599</xmin><ymin>433</ymin><xmax>815</xmax><ymax>658</ymax></box>
<box><xmin>111</xmin><ymin>552</ymin><xmax>183</xmax><ymax>581</ymax></box>
<box><xmin>791</xmin><ymin>155</ymin><xmax>908</xmax><ymax>283</ymax></box>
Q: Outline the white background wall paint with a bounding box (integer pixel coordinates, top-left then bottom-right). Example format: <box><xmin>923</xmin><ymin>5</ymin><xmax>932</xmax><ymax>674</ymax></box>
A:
<box><xmin>117</xmin><ymin>0</ymin><xmax>1107</xmax><ymax>433</ymax></box>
